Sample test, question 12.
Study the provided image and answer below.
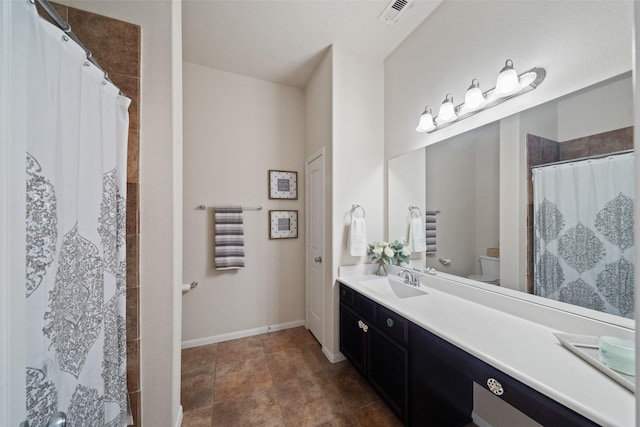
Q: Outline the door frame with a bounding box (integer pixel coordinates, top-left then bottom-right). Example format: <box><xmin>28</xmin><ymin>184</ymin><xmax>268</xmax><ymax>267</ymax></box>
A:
<box><xmin>305</xmin><ymin>148</ymin><xmax>326</xmax><ymax>346</ymax></box>
<box><xmin>1</xmin><ymin>0</ymin><xmax>27</xmax><ymax>424</ymax></box>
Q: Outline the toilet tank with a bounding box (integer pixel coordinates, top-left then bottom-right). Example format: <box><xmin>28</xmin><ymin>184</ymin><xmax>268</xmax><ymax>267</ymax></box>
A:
<box><xmin>479</xmin><ymin>255</ymin><xmax>500</xmax><ymax>280</ymax></box>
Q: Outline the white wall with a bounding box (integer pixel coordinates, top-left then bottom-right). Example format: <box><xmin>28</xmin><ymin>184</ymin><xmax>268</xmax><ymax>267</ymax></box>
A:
<box><xmin>56</xmin><ymin>1</ymin><xmax>184</xmax><ymax>425</ymax></box>
<box><xmin>385</xmin><ymin>1</ymin><xmax>633</xmax><ymax>425</ymax></box>
<box><xmin>424</xmin><ymin>123</ymin><xmax>499</xmax><ymax>277</ymax></box>
<box><xmin>303</xmin><ymin>45</ymin><xmax>384</xmax><ymax>358</ymax></box>
<box><xmin>331</xmin><ymin>45</ymin><xmax>385</xmax><ymax>354</ymax></box>
<box><xmin>557</xmin><ymin>74</ymin><xmax>633</xmax><ymax>141</ymax></box>
<box><xmin>304</xmin><ymin>48</ymin><xmax>334</xmax><ymax>353</ymax></box>
<box><xmin>385</xmin><ymin>0</ymin><xmax>633</xmax><ymax>160</ymax></box>
<box><xmin>388</xmin><ymin>150</ymin><xmax>426</xmax><ymax>245</ymax></box>
<box><xmin>182</xmin><ymin>62</ymin><xmax>306</xmax><ymax>342</ymax></box>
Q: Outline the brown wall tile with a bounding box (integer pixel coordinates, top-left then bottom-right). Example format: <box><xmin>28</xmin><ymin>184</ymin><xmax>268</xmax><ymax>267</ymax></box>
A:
<box><xmin>127</xmin><ymin>129</ymin><xmax>140</xmax><ymax>183</ymax></box>
<box><xmin>126</xmin><ymin>287</ymin><xmax>140</xmax><ymax>340</ymax></box>
<box><xmin>127</xmin><ymin>182</ymin><xmax>139</xmax><ymax>235</ymax></box>
<box><xmin>127</xmin><ymin>338</ymin><xmax>141</xmax><ymax>392</ymax></box>
<box><xmin>67</xmin><ymin>7</ymin><xmax>141</xmax><ymax>79</ymax></box>
<box><xmin>36</xmin><ymin>2</ymin><xmax>68</xmax><ymax>26</ymax></box>
<box><xmin>111</xmin><ymin>74</ymin><xmax>140</xmax><ymax>132</ymax></box>
<box><xmin>126</xmin><ymin>234</ymin><xmax>140</xmax><ymax>288</ymax></box>
<box><xmin>129</xmin><ymin>390</ymin><xmax>141</xmax><ymax>427</ymax></box>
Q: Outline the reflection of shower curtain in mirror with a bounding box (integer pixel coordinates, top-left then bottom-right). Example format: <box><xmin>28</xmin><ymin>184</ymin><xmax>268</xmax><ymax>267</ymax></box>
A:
<box><xmin>533</xmin><ymin>152</ymin><xmax>635</xmax><ymax>319</ymax></box>
<box><xmin>20</xmin><ymin>1</ymin><xmax>133</xmax><ymax>425</ymax></box>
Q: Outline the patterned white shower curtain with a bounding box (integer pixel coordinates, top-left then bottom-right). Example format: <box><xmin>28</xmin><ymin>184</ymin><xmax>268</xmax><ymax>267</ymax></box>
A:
<box><xmin>21</xmin><ymin>1</ymin><xmax>133</xmax><ymax>425</ymax></box>
<box><xmin>533</xmin><ymin>152</ymin><xmax>635</xmax><ymax>319</ymax></box>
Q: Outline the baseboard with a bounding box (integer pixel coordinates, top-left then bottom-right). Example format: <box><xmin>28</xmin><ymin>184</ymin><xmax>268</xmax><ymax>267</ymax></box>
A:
<box><xmin>181</xmin><ymin>319</ymin><xmax>306</xmax><ymax>349</ymax></box>
<box><xmin>322</xmin><ymin>346</ymin><xmax>346</xmax><ymax>363</ymax></box>
<box><xmin>175</xmin><ymin>405</ymin><xmax>183</xmax><ymax>427</ymax></box>
<box><xmin>472</xmin><ymin>412</ymin><xmax>493</xmax><ymax>427</ymax></box>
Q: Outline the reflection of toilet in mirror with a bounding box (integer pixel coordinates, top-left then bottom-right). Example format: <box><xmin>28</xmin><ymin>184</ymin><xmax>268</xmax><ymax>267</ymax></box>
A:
<box><xmin>468</xmin><ymin>255</ymin><xmax>500</xmax><ymax>285</ymax></box>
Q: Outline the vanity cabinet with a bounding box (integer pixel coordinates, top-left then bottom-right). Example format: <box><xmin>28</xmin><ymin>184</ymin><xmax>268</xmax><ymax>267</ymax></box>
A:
<box><xmin>339</xmin><ymin>284</ymin><xmax>409</xmax><ymax>424</ymax></box>
<box><xmin>339</xmin><ymin>281</ymin><xmax>602</xmax><ymax>427</ymax></box>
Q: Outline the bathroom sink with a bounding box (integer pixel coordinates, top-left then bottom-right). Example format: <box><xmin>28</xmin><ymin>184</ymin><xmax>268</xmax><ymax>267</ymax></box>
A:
<box><xmin>359</xmin><ymin>276</ymin><xmax>428</xmax><ymax>299</ymax></box>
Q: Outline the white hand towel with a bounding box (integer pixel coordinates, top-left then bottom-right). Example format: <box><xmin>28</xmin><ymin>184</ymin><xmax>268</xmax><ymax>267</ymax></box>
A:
<box><xmin>349</xmin><ymin>217</ymin><xmax>367</xmax><ymax>256</ymax></box>
<box><xmin>408</xmin><ymin>216</ymin><xmax>426</xmax><ymax>252</ymax></box>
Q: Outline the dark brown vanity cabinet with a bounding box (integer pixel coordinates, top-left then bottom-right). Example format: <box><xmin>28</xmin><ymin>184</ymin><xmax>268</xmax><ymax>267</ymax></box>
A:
<box><xmin>339</xmin><ymin>284</ymin><xmax>409</xmax><ymax>424</ymax></box>
<box><xmin>339</xmin><ymin>283</ymin><xmax>602</xmax><ymax>427</ymax></box>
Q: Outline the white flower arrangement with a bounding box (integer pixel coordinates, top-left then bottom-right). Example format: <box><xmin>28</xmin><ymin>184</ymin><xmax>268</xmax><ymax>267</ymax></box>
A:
<box><xmin>367</xmin><ymin>240</ymin><xmax>411</xmax><ymax>266</ymax></box>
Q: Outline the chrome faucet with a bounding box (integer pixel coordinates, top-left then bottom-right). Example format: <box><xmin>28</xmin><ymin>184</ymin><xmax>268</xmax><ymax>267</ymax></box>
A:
<box><xmin>399</xmin><ymin>269</ymin><xmax>420</xmax><ymax>286</ymax></box>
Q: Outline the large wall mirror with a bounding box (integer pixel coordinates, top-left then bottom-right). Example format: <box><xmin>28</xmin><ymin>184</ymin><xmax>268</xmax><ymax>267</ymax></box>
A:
<box><xmin>388</xmin><ymin>72</ymin><xmax>634</xmax><ymax>326</ymax></box>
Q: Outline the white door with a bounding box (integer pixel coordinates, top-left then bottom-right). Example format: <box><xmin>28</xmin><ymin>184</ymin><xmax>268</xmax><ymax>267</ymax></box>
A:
<box><xmin>1</xmin><ymin>1</ymin><xmax>27</xmax><ymax>425</ymax></box>
<box><xmin>306</xmin><ymin>150</ymin><xmax>325</xmax><ymax>345</ymax></box>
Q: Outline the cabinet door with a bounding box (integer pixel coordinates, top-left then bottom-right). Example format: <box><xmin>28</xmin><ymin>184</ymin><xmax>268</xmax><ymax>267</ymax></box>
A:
<box><xmin>340</xmin><ymin>303</ymin><xmax>365</xmax><ymax>373</ymax></box>
<box><xmin>409</xmin><ymin>323</ymin><xmax>473</xmax><ymax>427</ymax></box>
<box><xmin>368</xmin><ymin>325</ymin><xmax>408</xmax><ymax>424</ymax></box>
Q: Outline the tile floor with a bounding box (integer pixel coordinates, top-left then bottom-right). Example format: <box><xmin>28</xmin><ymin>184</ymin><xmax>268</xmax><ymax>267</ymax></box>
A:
<box><xmin>181</xmin><ymin>326</ymin><xmax>476</xmax><ymax>426</ymax></box>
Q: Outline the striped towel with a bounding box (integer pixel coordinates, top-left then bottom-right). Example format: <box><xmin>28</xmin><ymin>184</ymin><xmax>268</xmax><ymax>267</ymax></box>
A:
<box><xmin>425</xmin><ymin>210</ymin><xmax>437</xmax><ymax>254</ymax></box>
<box><xmin>215</xmin><ymin>206</ymin><xmax>245</xmax><ymax>270</ymax></box>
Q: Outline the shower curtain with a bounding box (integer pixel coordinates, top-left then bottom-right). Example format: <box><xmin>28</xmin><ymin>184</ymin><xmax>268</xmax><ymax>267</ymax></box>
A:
<box><xmin>533</xmin><ymin>152</ymin><xmax>635</xmax><ymax>319</ymax></box>
<box><xmin>20</xmin><ymin>1</ymin><xmax>133</xmax><ymax>426</ymax></box>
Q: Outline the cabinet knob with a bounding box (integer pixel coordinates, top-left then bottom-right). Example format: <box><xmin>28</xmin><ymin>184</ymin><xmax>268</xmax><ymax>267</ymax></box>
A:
<box><xmin>357</xmin><ymin>320</ymin><xmax>364</xmax><ymax>329</ymax></box>
<box><xmin>386</xmin><ymin>318</ymin><xmax>394</xmax><ymax>328</ymax></box>
<box><xmin>314</xmin><ymin>256</ymin><xmax>322</xmax><ymax>263</ymax></box>
<box><xmin>362</xmin><ymin>324</ymin><xmax>368</xmax><ymax>333</ymax></box>
<box><xmin>487</xmin><ymin>378</ymin><xmax>504</xmax><ymax>396</ymax></box>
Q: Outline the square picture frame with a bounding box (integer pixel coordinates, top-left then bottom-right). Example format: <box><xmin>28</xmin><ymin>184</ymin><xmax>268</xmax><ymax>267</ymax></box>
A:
<box><xmin>269</xmin><ymin>170</ymin><xmax>298</xmax><ymax>200</ymax></box>
<box><xmin>269</xmin><ymin>210</ymin><xmax>298</xmax><ymax>239</ymax></box>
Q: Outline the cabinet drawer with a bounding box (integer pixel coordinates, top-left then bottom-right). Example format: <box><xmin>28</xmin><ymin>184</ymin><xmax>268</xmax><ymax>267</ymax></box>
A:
<box><xmin>375</xmin><ymin>304</ymin><xmax>408</xmax><ymax>345</ymax></box>
<box><xmin>354</xmin><ymin>293</ymin><xmax>376</xmax><ymax>322</ymax></box>
<box><xmin>339</xmin><ymin>283</ymin><xmax>354</xmax><ymax>306</ymax></box>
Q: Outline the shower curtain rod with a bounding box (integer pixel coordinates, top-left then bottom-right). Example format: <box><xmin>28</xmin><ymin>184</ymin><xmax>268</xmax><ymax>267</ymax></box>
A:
<box><xmin>33</xmin><ymin>0</ymin><xmax>123</xmax><ymax>94</ymax></box>
<box><xmin>531</xmin><ymin>149</ymin><xmax>634</xmax><ymax>170</ymax></box>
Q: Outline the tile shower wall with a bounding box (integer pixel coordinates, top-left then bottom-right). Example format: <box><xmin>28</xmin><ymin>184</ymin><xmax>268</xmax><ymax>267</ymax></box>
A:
<box><xmin>36</xmin><ymin>4</ymin><xmax>142</xmax><ymax>425</ymax></box>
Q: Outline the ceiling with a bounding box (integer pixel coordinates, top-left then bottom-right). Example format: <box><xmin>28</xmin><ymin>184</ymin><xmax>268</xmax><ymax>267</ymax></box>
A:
<box><xmin>182</xmin><ymin>0</ymin><xmax>442</xmax><ymax>88</ymax></box>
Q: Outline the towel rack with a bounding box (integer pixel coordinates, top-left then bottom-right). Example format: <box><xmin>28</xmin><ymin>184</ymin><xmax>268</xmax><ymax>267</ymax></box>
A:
<box><xmin>197</xmin><ymin>204</ymin><xmax>263</xmax><ymax>211</ymax></box>
<box><xmin>350</xmin><ymin>204</ymin><xmax>366</xmax><ymax>219</ymax></box>
<box><xmin>408</xmin><ymin>205</ymin><xmax>422</xmax><ymax>218</ymax></box>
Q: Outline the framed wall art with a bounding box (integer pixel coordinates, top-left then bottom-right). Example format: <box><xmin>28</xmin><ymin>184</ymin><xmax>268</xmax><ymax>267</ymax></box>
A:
<box><xmin>269</xmin><ymin>170</ymin><xmax>298</xmax><ymax>200</ymax></box>
<box><xmin>269</xmin><ymin>210</ymin><xmax>298</xmax><ymax>239</ymax></box>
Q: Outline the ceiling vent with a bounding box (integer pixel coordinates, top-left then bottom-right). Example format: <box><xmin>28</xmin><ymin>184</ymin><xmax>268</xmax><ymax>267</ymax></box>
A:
<box><xmin>378</xmin><ymin>0</ymin><xmax>411</xmax><ymax>24</ymax></box>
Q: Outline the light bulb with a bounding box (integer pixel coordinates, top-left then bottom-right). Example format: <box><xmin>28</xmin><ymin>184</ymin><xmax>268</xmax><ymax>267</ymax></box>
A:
<box><xmin>464</xmin><ymin>79</ymin><xmax>485</xmax><ymax>110</ymax></box>
<box><xmin>416</xmin><ymin>106</ymin><xmax>435</xmax><ymax>132</ymax></box>
<box><xmin>435</xmin><ymin>94</ymin><xmax>457</xmax><ymax>124</ymax></box>
<box><xmin>495</xmin><ymin>59</ymin><xmax>519</xmax><ymax>96</ymax></box>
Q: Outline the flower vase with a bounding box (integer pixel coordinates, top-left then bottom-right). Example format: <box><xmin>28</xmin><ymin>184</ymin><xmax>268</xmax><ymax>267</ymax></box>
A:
<box><xmin>375</xmin><ymin>260</ymin><xmax>388</xmax><ymax>276</ymax></box>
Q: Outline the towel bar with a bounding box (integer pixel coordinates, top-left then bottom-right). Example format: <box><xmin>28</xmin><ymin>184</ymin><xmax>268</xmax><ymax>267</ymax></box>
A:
<box><xmin>197</xmin><ymin>204</ymin><xmax>263</xmax><ymax>211</ymax></box>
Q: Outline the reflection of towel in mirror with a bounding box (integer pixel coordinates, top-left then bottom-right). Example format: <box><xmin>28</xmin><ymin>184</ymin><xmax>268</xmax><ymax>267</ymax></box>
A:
<box><xmin>425</xmin><ymin>210</ymin><xmax>437</xmax><ymax>253</ymax></box>
<box><xmin>408</xmin><ymin>216</ymin><xmax>426</xmax><ymax>252</ymax></box>
<box><xmin>215</xmin><ymin>206</ymin><xmax>245</xmax><ymax>270</ymax></box>
<box><xmin>349</xmin><ymin>217</ymin><xmax>367</xmax><ymax>256</ymax></box>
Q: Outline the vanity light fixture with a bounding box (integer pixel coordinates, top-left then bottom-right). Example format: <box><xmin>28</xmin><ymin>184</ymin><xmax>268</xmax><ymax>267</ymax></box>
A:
<box><xmin>415</xmin><ymin>59</ymin><xmax>546</xmax><ymax>133</ymax></box>
<box><xmin>415</xmin><ymin>106</ymin><xmax>436</xmax><ymax>132</ymax></box>
<box><xmin>495</xmin><ymin>59</ymin><xmax>519</xmax><ymax>96</ymax></box>
<box><xmin>463</xmin><ymin>79</ymin><xmax>485</xmax><ymax>111</ymax></box>
<box><xmin>435</xmin><ymin>94</ymin><xmax>457</xmax><ymax>124</ymax></box>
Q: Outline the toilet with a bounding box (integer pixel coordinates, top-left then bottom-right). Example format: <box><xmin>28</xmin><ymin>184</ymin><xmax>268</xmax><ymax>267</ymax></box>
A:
<box><xmin>468</xmin><ymin>255</ymin><xmax>500</xmax><ymax>284</ymax></box>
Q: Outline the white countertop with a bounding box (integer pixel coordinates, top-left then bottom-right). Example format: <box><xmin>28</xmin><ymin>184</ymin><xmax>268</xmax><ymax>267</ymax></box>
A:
<box><xmin>337</xmin><ymin>269</ymin><xmax>635</xmax><ymax>427</ymax></box>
